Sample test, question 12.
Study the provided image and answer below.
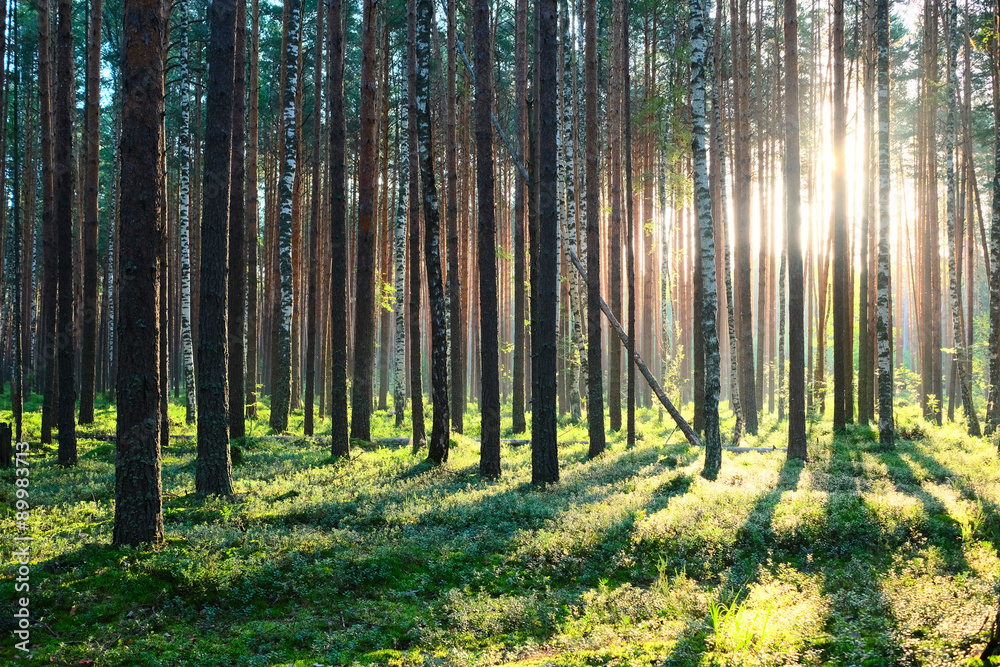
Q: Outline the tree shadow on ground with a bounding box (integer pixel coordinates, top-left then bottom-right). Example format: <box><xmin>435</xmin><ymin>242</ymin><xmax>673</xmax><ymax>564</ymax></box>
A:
<box><xmin>660</xmin><ymin>456</ymin><xmax>804</xmax><ymax>665</ymax></box>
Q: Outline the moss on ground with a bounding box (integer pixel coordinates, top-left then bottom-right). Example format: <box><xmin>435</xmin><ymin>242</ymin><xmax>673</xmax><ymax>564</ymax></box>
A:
<box><xmin>1</xmin><ymin>393</ymin><xmax>999</xmax><ymax>666</ymax></box>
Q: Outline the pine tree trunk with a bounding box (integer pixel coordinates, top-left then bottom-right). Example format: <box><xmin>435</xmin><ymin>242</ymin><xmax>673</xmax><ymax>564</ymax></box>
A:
<box><xmin>584</xmin><ymin>0</ymin><xmax>604</xmax><ymax>458</ymax></box>
<box><xmin>328</xmin><ymin>0</ymin><xmax>350</xmax><ymax>456</ymax></box>
<box><xmin>196</xmin><ymin>0</ymin><xmax>237</xmax><ymax>495</ymax></box>
<box><xmin>876</xmin><ymin>0</ymin><xmax>894</xmax><ymax>446</ymax></box>
<box><xmin>446</xmin><ymin>0</ymin><xmax>464</xmax><ymax>433</ymax></box>
<box><xmin>349</xmin><ymin>0</ymin><xmax>380</xmax><ymax>442</ymax></box>
<box><xmin>944</xmin><ymin>0</ymin><xmax>980</xmax><ymax>436</ymax></box>
<box><xmin>512</xmin><ymin>0</ymin><xmax>528</xmax><ymax>434</ymax></box>
<box><xmin>55</xmin><ymin>0</ymin><xmax>77</xmax><ymax>466</ymax></box>
<box><xmin>228</xmin><ymin>0</ymin><xmax>247</xmax><ymax>439</ymax></box>
<box><xmin>245</xmin><ymin>0</ymin><xmax>260</xmax><ymax>420</ymax></box>
<box><xmin>732</xmin><ymin>0</ymin><xmax>757</xmax><ymax>434</ymax></box>
<box><xmin>304</xmin><ymin>0</ymin><xmax>324</xmax><ymax>437</ymax></box>
<box><xmin>832</xmin><ymin>0</ymin><xmax>850</xmax><ymax>432</ymax></box>
<box><xmin>624</xmin><ymin>0</ymin><xmax>636</xmax><ymax>447</ymax></box>
<box><xmin>114</xmin><ymin>0</ymin><xmax>165</xmax><ymax>545</ymax></box>
<box><xmin>690</xmin><ymin>0</ymin><xmax>721</xmax><ymax>478</ymax></box>
<box><xmin>785</xmin><ymin>0</ymin><xmax>807</xmax><ymax>459</ymax></box>
<box><xmin>858</xmin><ymin>0</ymin><xmax>874</xmax><ymax>425</ymax></box>
<box><xmin>607</xmin><ymin>1</ymin><xmax>623</xmax><ymax>432</ymax></box>
<box><xmin>79</xmin><ymin>0</ymin><xmax>103</xmax><ymax>424</ymax></box>
<box><xmin>532</xmin><ymin>0</ymin><xmax>559</xmax><ymax>483</ymax></box>
<box><xmin>475</xmin><ymin>0</ymin><xmax>500</xmax><ymax>478</ymax></box>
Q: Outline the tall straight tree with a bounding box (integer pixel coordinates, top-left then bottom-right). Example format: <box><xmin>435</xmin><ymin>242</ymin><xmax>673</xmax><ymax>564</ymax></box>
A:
<box><xmin>944</xmin><ymin>0</ymin><xmax>980</xmax><ymax>436</ymax></box>
<box><xmin>55</xmin><ymin>0</ymin><xmax>77</xmax><ymax>466</ymax></box>
<box><xmin>271</xmin><ymin>0</ymin><xmax>301</xmax><ymax>433</ymax></box>
<box><xmin>328</xmin><ymin>0</ymin><xmax>350</xmax><ymax>457</ymax></box>
<box><xmin>415</xmin><ymin>0</ymin><xmax>450</xmax><ymax>463</ymax></box>
<box><xmin>179</xmin><ymin>0</ymin><xmax>197</xmax><ymax>424</ymax></box>
<box><xmin>245</xmin><ymin>0</ymin><xmax>260</xmax><ymax>420</ymax></box>
<box><xmin>691</xmin><ymin>0</ymin><xmax>721</xmax><ymax>478</ymax></box>
<box><xmin>832</xmin><ymin>0</ymin><xmax>850</xmax><ymax>432</ymax></box>
<box><xmin>228</xmin><ymin>0</ymin><xmax>248</xmax><ymax>439</ymax></box>
<box><xmin>114</xmin><ymin>0</ymin><xmax>165</xmax><ymax>545</ymax></box>
<box><xmin>196</xmin><ymin>0</ymin><xmax>237</xmax><ymax>495</ymax></box>
<box><xmin>406</xmin><ymin>0</ymin><xmax>426</xmax><ymax>451</ymax></box>
<box><xmin>785</xmin><ymin>0</ymin><xmax>806</xmax><ymax>459</ymax></box>
<box><xmin>990</xmin><ymin>0</ymin><xmax>1000</xmax><ymax>434</ymax></box>
<box><xmin>532</xmin><ymin>0</ymin><xmax>559</xmax><ymax>484</ymax></box>
<box><xmin>731</xmin><ymin>0</ymin><xmax>757</xmax><ymax>434</ymax></box>
<box><xmin>561</xmin><ymin>0</ymin><xmax>583</xmax><ymax>422</ymax></box>
<box><xmin>350</xmin><ymin>0</ymin><xmax>379</xmax><ymax>443</ymax></box>
<box><xmin>38</xmin><ymin>0</ymin><xmax>56</xmax><ymax>444</ymax></box>
<box><xmin>446</xmin><ymin>0</ymin><xmax>464</xmax><ymax>433</ymax></box>
<box><xmin>875</xmin><ymin>0</ymin><xmax>894</xmax><ymax>446</ymax></box>
<box><xmin>607</xmin><ymin>0</ymin><xmax>623</xmax><ymax>432</ymax></box>
<box><xmin>304</xmin><ymin>0</ymin><xmax>324</xmax><ymax>437</ymax></box>
<box><xmin>512</xmin><ymin>0</ymin><xmax>528</xmax><ymax>434</ymax></box>
<box><xmin>392</xmin><ymin>103</ymin><xmax>408</xmax><ymax>428</ymax></box>
<box><xmin>584</xmin><ymin>0</ymin><xmax>604</xmax><ymax>458</ymax></box>
<box><xmin>79</xmin><ymin>0</ymin><xmax>103</xmax><ymax>424</ymax></box>
<box><xmin>858</xmin><ymin>0</ymin><xmax>875</xmax><ymax>425</ymax></box>
<box><xmin>475</xmin><ymin>0</ymin><xmax>500</xmax><ymax>478</ymax></box>
<box><xmin>623</xmin><ymin>0</ymin><xmax>635</xmax><ymax>446</ymax></box>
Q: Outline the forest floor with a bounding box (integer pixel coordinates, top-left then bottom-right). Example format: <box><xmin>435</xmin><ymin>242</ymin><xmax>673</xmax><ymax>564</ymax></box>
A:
<box><xmin>2</xmin><ymin>393</ymin><xmax>1000</xmax><ymax>666</ymax></box>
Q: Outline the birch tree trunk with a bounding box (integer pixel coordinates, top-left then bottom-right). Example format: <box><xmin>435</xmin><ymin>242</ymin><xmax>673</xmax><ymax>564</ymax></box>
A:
<box><xmin>178</xmin><ymin>0</ymin><xmax>197</xmax><ymax>425</ymax></box>
<box><xmin>393</xmin><ymin>102</ymin><xmax>408</xmax><ymax>428</ymax></box>
<box><xmin>415</xmin><ymin>0</ymin><xmax>450</xmax><ymax>463</ymax></box>
<box><xmin>987</xmin><ymin>0</ymin><xmax>1000</xmax><ymax>435</ymax></box>
<box><xmin>562</xmin><ymin>0</ymin><xmax>583</xmax><ymax>422</ymax></box>
<box><xmin>944</xmin><ymin>0</ymin><xmax>981</xmax><ymax>436</ymax></box>
<box><xmin>876</xmin><ymin>0</ymin><xmax>894</xmax><ymax>446</ymax></box>
<box><xmin>270</xmin><ymin>0</ymin><xmax>301</xmax><ymax>434</ymax></box>
<box><xmin>406</xmin><ymin>0</ymin><xmax>426</xmax><ymax>450</ymax></box>
<box><xmin>691</xmin><ymin>0</ymin><xmax>721</xmax><ymax>478</ymax></box>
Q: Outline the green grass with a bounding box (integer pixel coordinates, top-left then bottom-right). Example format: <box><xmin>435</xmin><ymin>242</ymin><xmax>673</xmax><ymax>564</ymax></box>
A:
<box><xmin>2</xmin><ymin>392</ymin><xmax>1000</xmax><ymax>666</ymax></box>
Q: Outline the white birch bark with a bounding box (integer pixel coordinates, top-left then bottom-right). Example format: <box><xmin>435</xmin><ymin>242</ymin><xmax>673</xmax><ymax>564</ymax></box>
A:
<box><xmin>562</xmin><ymin>0</ymin><xmax>582</xmax><ymax>421</ymax></box>
<box><xmin>875</xmin><ymin>0</ymin><xmax>894</xmax><ymax>445</ymax></box>
<box><xmin>393</xmin><ymin>103</ymin><xmax>409</xmax><ymax>425</ymax></box>
<box><xmin>273</xmin><ymin>0</ymin><xmax>301</xmax><ymax>432</ymax></box>
<box><xmin>178</xmin><ymin>0</ymin><xmax>197</xmax><ymax>424</ymax></box>
<box><xmin>692</xmin><ymin>0</ymin><xmax>721</xmax><ymax>476</ymax></box>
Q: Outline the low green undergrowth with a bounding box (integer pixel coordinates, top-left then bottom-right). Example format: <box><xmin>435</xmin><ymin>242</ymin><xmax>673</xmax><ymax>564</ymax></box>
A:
<box><xmin>1</xmin><ymin>394</ymin><xmax>999</xmax><ymax>666</ymax></box>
